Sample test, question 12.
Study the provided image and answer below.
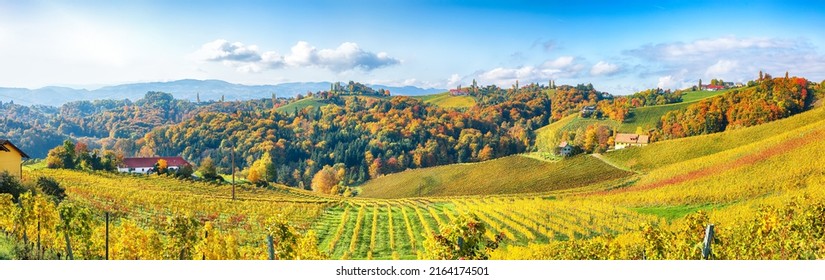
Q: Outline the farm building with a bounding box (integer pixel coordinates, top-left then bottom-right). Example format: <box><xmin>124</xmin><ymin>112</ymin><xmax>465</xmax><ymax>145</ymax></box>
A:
<box><xmin>580</xmin><ymin>105</ymin><xmax>597</xmax><ymax>117</ymax></box>
<box><xmin>118</xmin><ymin>156</ymin><xmax>190</xmax><ymax>174</ymax></box>
<box><xmin>449</xmin><ymin>88</ymin><xmax>469</xmax><ymax>96</ymax></box>
<box><xmin>0</xmin><ymin>139</ymin><xmax>30</xmax><ymax>179</ymax></box>
<box><xmin>702</xmin><ymin>84</ymin><xmax>725</xmax><ymax>91</ymax></box>
<box><xmin>557</xmin><ymin>141</ymin><xmax>575</xmax><ymax>157</ymax></box>
<box><xmin>614</xmin><ymin>133</ymin><xmax>649</xmax><ymax>150</ymax></box>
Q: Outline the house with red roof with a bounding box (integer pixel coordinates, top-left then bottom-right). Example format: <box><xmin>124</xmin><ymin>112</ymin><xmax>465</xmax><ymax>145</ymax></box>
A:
<box><xmin>118</xmin><ymin>156</ymin><xmax>190</xmax><ymax>174</ymax></box>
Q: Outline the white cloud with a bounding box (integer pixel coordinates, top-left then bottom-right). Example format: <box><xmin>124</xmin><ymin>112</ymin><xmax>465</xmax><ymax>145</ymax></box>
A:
<box><xmin>192</xmin><ymin>39</ymin><xmax>262</xmax><ymax>62</ymax></box>
<box><xmin>705</xmin><ymin>60</ymin><xmax>739</xmax><ymax>77</ymax></box>
<box><xmin>657</xmin><ymin>75</ymin><xmax>677</xmax><ymax>89</ymax></box>
<box><xmin>591</xmin><ymin>61</ymin><xmax>621</xmax><ymax>76</ymax></box>
<box><xmin>446</xmin><ymin>74</ymin><xmax>462</xmax><ymax>88</ymax></box>
<box><xmin>192</xmin><ymin>40</ymin><xmax>399</xmax><ymax>73</ymax></box>
<box><xmin>625</xmin><ymin>36</ymin><xmax>825</xmax><ymax>83</ymax></box>
<box><xmin>477</xmin><ymin>56</ymin><xmax>584</xmax><ymax>87</ymax></box>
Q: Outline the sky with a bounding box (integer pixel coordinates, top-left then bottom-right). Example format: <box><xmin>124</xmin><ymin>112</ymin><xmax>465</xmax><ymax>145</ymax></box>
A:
<box><xmin>1</xmin><ymin>0</ymin><xmax>824</xmax><ymax>95</ymax></box>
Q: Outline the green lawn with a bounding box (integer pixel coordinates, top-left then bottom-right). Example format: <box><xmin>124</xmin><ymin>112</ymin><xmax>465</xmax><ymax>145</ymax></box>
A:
<box><xmin>631</xmin><ymin>204</ymin><xmax>723</xmax><ymax>221</ymax></box>
<box><xmin>414</xmin><ymin>92</ymin><xmax>476</xmax><ymax>108</ymax></box>
<box><xmin>680</xmin><ymin>89</ymin><xmax>728</xmax><ymax>103</ymax></box>
<box><xmin>359</xmin><ymin>155</ymin><xmax>633</xmax><ymax>198</ymax></box>
<box><xmin>274</xmin><ymin>97</ymin><xmax>330</xmax><ymax>113</ymax></box>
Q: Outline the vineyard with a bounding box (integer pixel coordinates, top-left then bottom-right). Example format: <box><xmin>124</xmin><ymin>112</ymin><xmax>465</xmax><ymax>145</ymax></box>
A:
<box><xmin>2</xmin><ymin>98</ymin><xmax>825</xmax><ymax>260</ymax></box>
<box><xmin>311</xmin><ymin>197</ymin><xmax>663</xmax><ymax>259</ymax></box>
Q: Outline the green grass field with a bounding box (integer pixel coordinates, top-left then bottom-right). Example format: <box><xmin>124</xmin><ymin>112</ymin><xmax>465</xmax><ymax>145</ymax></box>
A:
<box><xmin>358</xmin><ymin>155</ymin><xmax>633</xmax><ymax>198</ymax></box>
<box><xmin>275</xmin><ymin>97</ymin><xmax>330</xmax><ymax>113</ymax></box>
<box><xmin>680</xmin><ymin>89</ymin><xmax>729</xmax><ymax>103</ymax></box>
<box><xmin>414</xmin><ymin>92</ymin><xmax>476</xmax><ymax>108</ymax></box>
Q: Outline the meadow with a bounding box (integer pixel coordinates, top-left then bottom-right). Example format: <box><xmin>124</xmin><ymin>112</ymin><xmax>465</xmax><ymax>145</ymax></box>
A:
<box><xmin>358</xmin><ymin>155</ymin><xmax>632</xmax><ymax>198</ymax></box>
<box><xmin>414</xmin><ymin>92</ymin><xmax>476</xmax><ymax>108</ymax></box>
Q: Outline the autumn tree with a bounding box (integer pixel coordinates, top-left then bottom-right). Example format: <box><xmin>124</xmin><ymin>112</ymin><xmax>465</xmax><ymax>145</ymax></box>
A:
<box><xmin>248</xmin><ymin>152</ymin><xmax>274</xmax><ymax>186</ymax></box>
<box><xmin>155</xmin><ymin>159</ymin><xmax>168</xmax><ymax>175</ymax></box>
<box><xmin>198</xmin><ymin>157</ymin><xmax>220</xmax><ymax>181</ymax></box>
<box><xmin>311</xmin><ymin>165</ymin><xmax>343</xmax><ymax>194</ymax></box>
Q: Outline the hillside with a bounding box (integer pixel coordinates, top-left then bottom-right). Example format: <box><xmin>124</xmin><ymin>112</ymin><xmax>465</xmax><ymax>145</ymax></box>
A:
<box><xmin>415</xmin><ymin>92</ymin><xmax>476</xmax><ymax>108</ymax></box>
<box><xmin>603</xmin><ymin>103</ymin><xmax>825</xmax><ymax>172</ymax></box>
<box><xmin>274</xmin><ymin>97</ymin><xmax>331</xmax><ymax>113</ymax></box>
<box><xmin>533</xmin><ymin>89</ymin><xmax>727</xmax><ymax>151</ymax></box>
<box><xmin>358</xmin><ymin>155</ymin><xmax>633</xmax><ymax>198</ymax></box>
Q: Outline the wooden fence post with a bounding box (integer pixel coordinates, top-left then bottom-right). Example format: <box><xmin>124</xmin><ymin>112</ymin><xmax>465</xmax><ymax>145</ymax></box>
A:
<box><xmin>64</xmin><ymin>229</ymin><xmax>74</xmax><ymax>260</ymax></box>
<box><xmin>37</xmin><ymin>219</ymin><xmax>41</xmax><ymax>259</ymax></box>
<box><xmin>267</xmin><ymin>235</ymin><xmax>275</xmax><ymax>260</ymax></box>
<box><xmin>105</xmin><ymin>212</ymin><xmax>110</xmax><ymax>260</ymax></box>
<box><xmin>702</xmin><ymin>224</ymin><xmax>715</xmax><ymax>260</ymax></box>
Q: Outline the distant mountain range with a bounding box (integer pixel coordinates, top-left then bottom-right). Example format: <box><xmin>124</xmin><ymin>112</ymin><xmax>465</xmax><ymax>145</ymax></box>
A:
<box><xmin>0</xmin><ymin>79</ymin><xmax>446</xmax><ymax>106</ymax></box>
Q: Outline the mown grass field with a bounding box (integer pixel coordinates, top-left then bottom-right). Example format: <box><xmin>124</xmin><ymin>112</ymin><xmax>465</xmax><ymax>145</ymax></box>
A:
<box><xmin>358</xmin><ymin>155</ymin><xmax>633</xmax><ymax>198</ymax></box>
<box><xmin>274</xmin><ymin>97</ymin><xmax>330</xmax><ymax>113</ymax></box>
<box><xmin>414</xmin><ymin>92</ymin><xmax>476</xmax><ymax>108</ymax></box>
<box><xmin>680</xmin><ymin>89</ymin><xmax>729</xmax><ymax>102</ymax></box>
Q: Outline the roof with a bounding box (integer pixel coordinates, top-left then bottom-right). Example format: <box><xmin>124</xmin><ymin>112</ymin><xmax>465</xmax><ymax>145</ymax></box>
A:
<box><xmin>558</xmin><ymin>141</ymin><xmax>571</xmax><ymax>148</ymax></box>
<box><xmin>614</xmin><ymin>133</ymin><xmax>649</xmax><ymax>144</ymax></box>
<box><xmin>121</xmin><ymin>157</ymin><xmax>190</xmax><ymax>168</ymax></box>
<box><xmin>0</xmin><ymin>139</ymin><xmax>31</xmax><ymax>158</ymax></box>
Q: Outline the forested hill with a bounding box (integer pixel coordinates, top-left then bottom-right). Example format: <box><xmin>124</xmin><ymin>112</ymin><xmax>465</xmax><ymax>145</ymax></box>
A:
<box><xmin>144</xmin><ymin>85</ymin><xmax>554</xmax><ymax>189</ymax></box>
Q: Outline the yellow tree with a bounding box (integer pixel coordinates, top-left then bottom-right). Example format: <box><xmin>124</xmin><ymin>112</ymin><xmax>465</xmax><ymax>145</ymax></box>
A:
<box><xmin>156</xmin><ymin>159</ymin><xmax>168</xmax><ymax>174</ymax></box>
<box><xmin>311</xmin><ymin>165</ymin><xmax>340</xmax><ymax>194</ymax></box>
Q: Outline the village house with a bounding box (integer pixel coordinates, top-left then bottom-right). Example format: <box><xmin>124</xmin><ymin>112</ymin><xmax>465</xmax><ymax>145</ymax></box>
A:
<box><xmin>449</xmin><ymin>88</ymin><xmax>469</xmax><ymax>96</ymax></box>
<box><xmin>580</xmin><ymin>105</ymin><xmax>597</xmax><ymax>117</ymax></box>
<box><xmin>614</xmin><ymin>133</ymin><xmax>649</xmax><ymax>150</ymax></box>
<box><xmin>557</xmin><ymin>141</ymin><xmax>575</xmax><ymax>157</ymax></box>
<box><xmin>118</xmin><ymin>156</ymin><xmax>191</xmax><ymax>174</ymax></box>
<box><xmin>0</xmin><ymin>139</ymin><xmax>30</xmax><ymax>179</ymax></box>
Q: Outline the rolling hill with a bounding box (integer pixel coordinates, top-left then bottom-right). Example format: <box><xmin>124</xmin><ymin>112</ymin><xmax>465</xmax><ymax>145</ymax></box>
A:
<box><xmin>358</xmin><ymin>155</ymin><xmax>633</xmax><ymax>198</ymax></box>
<box><xmin>533</xmin><ymin>89</ymin><xmax>728</xmax><ymax>152</ymax></box>
<box><xmin>414</xmin><ymin>92</ymin><xmax>476</xmax><ymax>108</ymax></box>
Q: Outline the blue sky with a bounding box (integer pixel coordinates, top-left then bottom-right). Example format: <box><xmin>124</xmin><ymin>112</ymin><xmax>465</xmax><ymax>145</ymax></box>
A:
<box><xmin>1</xmin><ymin>0</ymin><xmax>824</xmax><ymax>95</ymax></box>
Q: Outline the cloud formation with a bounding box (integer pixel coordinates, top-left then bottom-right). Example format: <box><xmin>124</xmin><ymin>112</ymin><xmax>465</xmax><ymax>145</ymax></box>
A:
<box><xmin>590</xmin><ymin>61</ymin><xmax>621</xmax><ymax>76</ymax></box>
<box><xmin>476</xmin><ymin>56</ymin><xmax>585</xmax><ymax>87</ymax></box>
<box><xmin>624</xmin><ymin>36</ymin><xmax>825</xmax><ymax>88</ymax></box>
<box><xmin>192</xmin><ymin>40</ymin><xmax>399</xmax><ymax>73</ymax></box>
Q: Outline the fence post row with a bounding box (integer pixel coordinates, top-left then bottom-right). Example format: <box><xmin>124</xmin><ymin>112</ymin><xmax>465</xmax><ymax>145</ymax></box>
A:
<box><xmin>105</xmin><ymin>212</ymin><xmax>110</xmax><ymax>260</ymax></box>
<box><xmin>267</xmin><ymin>235</ymin><xmax>275</xmax><ymax>260</ymax></box>
<box><xmin>702</xmin><ymin>224</ymin><xmax>715</xmax><ymax>260</ymax></box>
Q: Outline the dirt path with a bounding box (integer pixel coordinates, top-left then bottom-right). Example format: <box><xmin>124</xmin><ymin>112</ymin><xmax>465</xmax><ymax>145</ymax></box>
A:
<box><xmin>591</xmin><ymin>153</ymin><xmax>639</xmax><ymax>174</ymax></box>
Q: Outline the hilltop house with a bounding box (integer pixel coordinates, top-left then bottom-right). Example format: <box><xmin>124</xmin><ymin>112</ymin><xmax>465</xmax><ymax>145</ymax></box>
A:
<box><xmin>614</xmin><ymin>133</ymin><xmax>649</xmax><ymax>150</ymax></box>
<box><xmin>449</xmin><ymin>88</ymin><xmax>469</xmax><ymax>96</ymax></box>
<box><xmin>703</xmin><ymin>84</ymin><xmax>725</xmax><ymax>91</ymax></box>
<box><xmin>580</xmin><ymin>105</ymin><xmax>597</xmax><ymax>117</ymax></box>
<box><xmin>557</xmin><ymin>141</ymin><xmax>575</xmax><ymax>157</ymax></box>
<box><xmin>0</xmin><ymin>139</ymin><xmax>30</xmax><ymax>179</ymax></box>
<box><xmin>118</xmin><ymin>156</ymin><xmax>190</xmax><ymax>174</ymax></box>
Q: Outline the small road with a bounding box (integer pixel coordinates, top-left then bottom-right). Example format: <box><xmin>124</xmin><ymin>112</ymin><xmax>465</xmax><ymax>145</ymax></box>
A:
<box><xmin>590</xmin><ymin>153</ymin><xmax>641</xmax><ymax>174</ymax></box>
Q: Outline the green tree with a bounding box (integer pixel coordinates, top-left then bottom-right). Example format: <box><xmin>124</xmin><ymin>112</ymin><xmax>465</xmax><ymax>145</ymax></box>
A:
<box><xmin>36</xmin><ymin>176</ymin><xmax>66</xmax><ymax>204</ymax></box>
<box><xmin>0</xmin><ymin>172</ymin><xmax>27</xmax><ymax>202</ymax></box>
<box><xmin>198</xmin><ymin>157</ymin><xmax>220</xmax><ymax>181</ymax></box>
